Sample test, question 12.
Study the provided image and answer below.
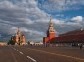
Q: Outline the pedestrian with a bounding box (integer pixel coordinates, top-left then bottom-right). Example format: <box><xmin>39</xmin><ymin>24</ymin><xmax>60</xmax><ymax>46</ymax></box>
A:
<box><xmin>80</xmin><ymin>44</ymin><xmax>83</xmax><ymax>50</ymax></box>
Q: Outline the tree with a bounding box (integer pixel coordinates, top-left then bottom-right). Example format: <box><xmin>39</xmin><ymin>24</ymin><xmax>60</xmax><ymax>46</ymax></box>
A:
<box><xmin>8</xmin><ymin>40</ymin><xmax>15</xmax><ymax>45</ymax></box>
<box><xmin>27</xmin><ymin>41</ymin><xmax>30</xmax><ymax>44</ymax></box>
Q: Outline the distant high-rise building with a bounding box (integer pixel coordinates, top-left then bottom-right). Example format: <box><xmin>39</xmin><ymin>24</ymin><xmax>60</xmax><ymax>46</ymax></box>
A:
<box><xmin>11</xmin><ymin>27</ymin><xmax>26</xmax><ymax>45</ymax></box>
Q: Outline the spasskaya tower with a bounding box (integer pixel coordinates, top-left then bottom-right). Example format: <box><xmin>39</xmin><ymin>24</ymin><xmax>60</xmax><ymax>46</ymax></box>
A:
<box><xmin>43</xmin><ymin>17</ymin><xmax>56</xmax><ymax>44</ymax></box>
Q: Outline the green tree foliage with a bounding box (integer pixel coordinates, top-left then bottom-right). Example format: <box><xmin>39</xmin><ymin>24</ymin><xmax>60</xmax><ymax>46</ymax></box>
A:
<box><xmin>28</xmin><ymin>41</ymin><xmax>30</xmax><ymax>44</ymax></box>
<box><xmin>8</xmin><ymin>40</ymin><xmax>15</xmax><ymax>45</ymax></box>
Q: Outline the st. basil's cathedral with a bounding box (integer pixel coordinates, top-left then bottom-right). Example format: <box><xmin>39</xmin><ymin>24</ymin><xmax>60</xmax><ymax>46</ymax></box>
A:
<box><xmin>11</xmin><ymin>27</ymin><xmax>26</xmax><ymax>45</ymax></box>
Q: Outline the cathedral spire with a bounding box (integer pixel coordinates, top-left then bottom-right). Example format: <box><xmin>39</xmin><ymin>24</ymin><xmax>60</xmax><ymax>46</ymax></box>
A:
<box><xmin>16</xmin><ymin>27</ymin><xmax>21</xmax><ymax>36</ymax></box>
<box><xmin>17</xmin><ymin>27</ymin><xmax>20</xmax><ymax>32</ymax></box>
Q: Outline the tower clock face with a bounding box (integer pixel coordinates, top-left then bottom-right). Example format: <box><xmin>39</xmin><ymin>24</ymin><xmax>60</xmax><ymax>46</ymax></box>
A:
<box><xmin>49</xmin><ymin>27</ymin><xmax>55</xmax><ymax>32</ymax></box>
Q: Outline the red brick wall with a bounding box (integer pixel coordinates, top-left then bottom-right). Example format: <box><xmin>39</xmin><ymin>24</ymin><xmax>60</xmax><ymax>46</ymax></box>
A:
<box><xmin>43</xmin><ymin>32</ymin><xmax>56</xmax><ymax>44</ymax></box>
<box><xmin>49</xmin><ymin>32</ymin><xmax>55</xmax><ymax>39</ymax></box>
<box><xmin>43</xmin><ymin>37</ymin><xmax>49</xmax><ymax>43</ymax></box>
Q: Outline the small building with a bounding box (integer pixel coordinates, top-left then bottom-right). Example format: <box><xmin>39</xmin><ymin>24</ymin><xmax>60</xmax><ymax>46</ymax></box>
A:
<box><xmin>34</xmin><ymin>42</ymin><xmax>43</xmax><ymax>46</ymax></box>
<box><xmin>29</xmin><ymin>41</ymin><xmax>43</xmax><ymax>46</ymax></box>
<box><xmin>30</xmin><ymin>41</ymin><xmax>35</xmax><ymax>45</ymax></box>
<box><xmin>0</xmin><ymin>42</ymin><xmax>7</xmax><ymax>46</ymax></box>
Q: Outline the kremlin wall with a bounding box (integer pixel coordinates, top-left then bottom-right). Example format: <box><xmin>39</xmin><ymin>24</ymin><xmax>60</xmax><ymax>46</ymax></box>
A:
<box><xmin>43</xmin><ymin>18</ymin><xmax>84</xmax><ymax>44</ymax></box>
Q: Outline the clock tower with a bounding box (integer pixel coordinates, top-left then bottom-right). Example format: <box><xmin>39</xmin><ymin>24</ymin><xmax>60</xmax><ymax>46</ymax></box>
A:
<box><xmin>43</xmin><ymin>17</ymin><xmax>56</xmax><ymax>43</ymax></box>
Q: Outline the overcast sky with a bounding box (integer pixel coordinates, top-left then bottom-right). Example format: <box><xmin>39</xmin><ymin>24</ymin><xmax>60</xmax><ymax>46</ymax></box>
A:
<box><xmin>0</xmin><ymin>0</ymin><xmax>84</xmax><ymax>41</ymax></box>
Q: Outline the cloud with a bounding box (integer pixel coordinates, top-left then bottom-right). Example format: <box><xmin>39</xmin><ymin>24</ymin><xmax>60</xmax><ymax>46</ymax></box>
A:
<box><xmin>53</xmin><ymin>19</ymin><xmax>64</xmax><ymax>25</ymax></box>
<box><xmin>10</xmin><ymin>26</ymin><xmax>44</xmax><ymax>41</ymax></box>
<box><xmin>37</xmin><ymin>0</ymin><xmax>84</xmax><ymax>13</ymax></box>
<box><xmin>71</xmin><ymin>16</ymin><xmax>83</xmax><ymax>22</ymax></box>
<box><xmin>0</xmin><ymin>34</ymin><xmax>1</xmax><ymax>38</ymax></box>
<box><xmin>0</xmin><ymin>0</ymin><xmax>50</xmax><ymax>41</ymax></box>
<box><xmin>49</xmin><ymin>17</ymin><xmax>83</xmax><ymax>34</ymax></box>
<box><xmin>11</xmin><ymin>26</ymin><xmax>44</xmax><ymax>36</ymax></box>
<box><xmin>0</xmin><ymin>0</ymin><xmax>84</xmax><ymax>41</ymax></box>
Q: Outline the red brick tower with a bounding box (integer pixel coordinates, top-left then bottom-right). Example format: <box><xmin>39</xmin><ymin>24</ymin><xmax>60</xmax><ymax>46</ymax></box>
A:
<box><xmin>43</xmin><ymin>17</ymin><xmax>56</xmax><ymax>44</ymax></box>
